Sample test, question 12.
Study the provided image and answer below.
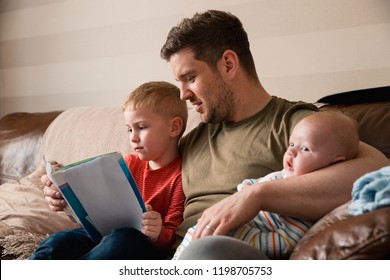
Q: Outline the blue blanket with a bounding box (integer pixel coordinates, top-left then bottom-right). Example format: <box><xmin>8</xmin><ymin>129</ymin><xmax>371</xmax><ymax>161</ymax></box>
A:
<box><xmin>349</xmin><ymin>166</ymin><xmax>390</xmax><ymax>216</ymax></box>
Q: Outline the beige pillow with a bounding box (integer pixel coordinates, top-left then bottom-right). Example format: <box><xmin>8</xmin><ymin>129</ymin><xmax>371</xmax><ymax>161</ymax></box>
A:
<box><xmin>0</xmin><ymin>165</ymin><xmax>79</xmax><ymax>239</ymax></box>
<box><xmin>39</xmin><ymin>106</ymin><xmax>132</xmax><ymax>167</ymax></box>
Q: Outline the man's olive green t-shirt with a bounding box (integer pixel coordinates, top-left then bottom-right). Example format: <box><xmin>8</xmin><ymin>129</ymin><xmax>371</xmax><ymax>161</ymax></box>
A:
<box><xmin>177</xmin><ymin>96</ymin><xmax>317</xmax><ymax>238</ymax></box>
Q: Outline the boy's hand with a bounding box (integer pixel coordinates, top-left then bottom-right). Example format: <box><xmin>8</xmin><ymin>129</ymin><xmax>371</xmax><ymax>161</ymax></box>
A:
<box><xmin>141</xmin><ymin>204</ymin><xmax>162</xmax><ymax>242</ymax></box>
<box><xmin>41</xmin><ymin>174</ymin><xmax>67</xmax><ymax>211</ymax></box>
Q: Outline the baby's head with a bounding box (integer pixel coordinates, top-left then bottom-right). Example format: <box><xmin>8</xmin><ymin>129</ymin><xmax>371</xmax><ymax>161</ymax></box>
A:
<box><xmin>283</xmin><ymin>111</ymin><xmax>359</xmax><ymax>177</ymax></box>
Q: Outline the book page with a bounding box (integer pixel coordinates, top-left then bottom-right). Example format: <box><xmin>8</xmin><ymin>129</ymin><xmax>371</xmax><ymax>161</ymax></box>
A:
<box><xmin>63</xmin><ymin>155</ymin><xmax>144</xmax><ymax>237</ymax></box>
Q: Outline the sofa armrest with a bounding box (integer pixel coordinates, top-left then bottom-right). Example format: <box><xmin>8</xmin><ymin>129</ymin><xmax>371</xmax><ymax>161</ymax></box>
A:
<box><xmin>290</xmin><ymin>202</ymin><xmax>390</xmax><ymax>259</ymax></box>
<box><xmin>0</xmin><ymin>111</ymin><xmax>62</xmax><ymax>184</ymax></box>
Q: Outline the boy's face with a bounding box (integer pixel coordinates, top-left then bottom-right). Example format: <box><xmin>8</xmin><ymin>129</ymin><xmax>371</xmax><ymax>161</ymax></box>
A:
<box><xmin>282</xmin><ymin>119</ymin><xmax>340</xmax><ymax>177</ymax></box>
<box><xmin>124</xmin><ymin>107</ymin><xmax>173</xmax><ymax>163</ymax></box>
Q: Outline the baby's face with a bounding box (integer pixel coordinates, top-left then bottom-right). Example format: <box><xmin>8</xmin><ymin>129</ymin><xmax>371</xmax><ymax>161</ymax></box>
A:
<box><xmin>283</xmin><ymin>119</ymin><xmax>339</xmax><ymax>177</ymax></box>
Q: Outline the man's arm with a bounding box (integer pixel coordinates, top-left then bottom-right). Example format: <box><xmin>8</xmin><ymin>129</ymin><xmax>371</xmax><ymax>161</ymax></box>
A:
<box><xmin>193</xmin><ymin>142</ymin><xmax>389</xmax><ymax>239</ymax></box>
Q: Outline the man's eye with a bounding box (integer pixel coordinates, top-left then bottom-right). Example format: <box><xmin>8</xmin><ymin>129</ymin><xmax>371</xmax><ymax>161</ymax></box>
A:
<box><xmin>186</xmin><ymin>76</ymin><xmax>195</xmax><ymax>83</ymax></box>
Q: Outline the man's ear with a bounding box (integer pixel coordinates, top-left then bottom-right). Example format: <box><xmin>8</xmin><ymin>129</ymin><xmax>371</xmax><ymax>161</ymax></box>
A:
<box><xmin>170</xmin><ymin>116</ymin><xmax>183</xmax><ymax>138</ymax></box>
<box><xmin>220</xmin><ymin>50</ymin><xmax>239</xmax><ymax>78</ymax></box>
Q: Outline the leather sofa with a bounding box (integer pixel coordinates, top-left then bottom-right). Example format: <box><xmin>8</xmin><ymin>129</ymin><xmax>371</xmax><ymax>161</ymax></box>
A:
<box><xmin>0</xmin><ymin>87</ymin><xmax>389</xmax><ymax>259</ymax></box>
<box><xmin>0</xmin><ymin>111</ymin><xmax>62</xmax><ymax>185</ymax></box>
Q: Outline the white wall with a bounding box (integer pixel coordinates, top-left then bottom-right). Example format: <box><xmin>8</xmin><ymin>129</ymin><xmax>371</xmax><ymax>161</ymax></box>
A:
<box><xmin>1</xmin><ymin>0</ymin><xmax>389</xmax><ymax>116</ymax></box>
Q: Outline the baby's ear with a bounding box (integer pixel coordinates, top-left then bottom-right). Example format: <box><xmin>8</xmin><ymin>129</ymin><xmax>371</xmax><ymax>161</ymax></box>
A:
<box><xmin>333</xmin><ymin>155</ymin><xmax>347</xmax><ymax>164</ymax></box>
<box><xmin>170</xmin><ymin>116</ymin><xmax>183</xmax><ymax>137</ymax></box>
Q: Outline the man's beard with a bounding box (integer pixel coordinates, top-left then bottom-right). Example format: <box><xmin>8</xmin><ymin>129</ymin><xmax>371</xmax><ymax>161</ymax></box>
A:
<box><xmin>204</xmin><ymin>76</ymin><xmax>236</xmax><ymax>124</ymax></box>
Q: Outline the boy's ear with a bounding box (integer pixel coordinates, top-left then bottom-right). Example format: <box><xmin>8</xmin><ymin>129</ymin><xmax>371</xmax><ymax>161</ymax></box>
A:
<box><xmin>170</xmin><ymin>116</ymin><xmax>183</xmax><ymax>137</ymax></box>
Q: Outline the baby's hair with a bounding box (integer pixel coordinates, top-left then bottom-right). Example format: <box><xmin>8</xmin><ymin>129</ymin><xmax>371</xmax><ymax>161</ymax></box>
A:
<box><xmin>306</xmin><ymin>110</ymin><xmax>359</xmax><ymax>159</ymax></box>
<box><xmin>122</xmin><ymin>81</ymin><xmax>188</xmax><ymax>136</ymax></box>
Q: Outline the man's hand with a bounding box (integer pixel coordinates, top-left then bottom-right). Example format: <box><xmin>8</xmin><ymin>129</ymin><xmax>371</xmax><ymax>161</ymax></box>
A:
<box><xmin>193</xmin><ymin>186</ymin><xmax>261</xmax><ymax>240</ymax></box>
<box><xmin>141</xmin><ymin>204</ymin><xmax>162</xmax><ymax>242</ymax></box>
<box><xmin>41</xmin><ymin>174</ymin><xmax>67</xmax><ymax>211</ymax></box>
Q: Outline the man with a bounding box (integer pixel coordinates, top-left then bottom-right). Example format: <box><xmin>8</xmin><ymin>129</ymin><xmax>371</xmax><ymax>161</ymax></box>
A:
<box><xmin>160</xmin><ymin>10</ymin><xmax>388</xmax><ymax>259</ymax></box>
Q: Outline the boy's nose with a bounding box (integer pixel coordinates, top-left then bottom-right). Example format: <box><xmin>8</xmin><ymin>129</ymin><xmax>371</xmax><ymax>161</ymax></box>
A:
<box><xmin>130</xmin><ymin>133</ymin><xmax>139</xmax><ymax>143</ymax></box>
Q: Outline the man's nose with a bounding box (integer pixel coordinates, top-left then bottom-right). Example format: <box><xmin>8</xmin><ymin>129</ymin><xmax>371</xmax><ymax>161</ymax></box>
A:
<box><xmin>180</xmin><ymin>83</ymin><xmax>192</xmax><ymax>101</ymax></box>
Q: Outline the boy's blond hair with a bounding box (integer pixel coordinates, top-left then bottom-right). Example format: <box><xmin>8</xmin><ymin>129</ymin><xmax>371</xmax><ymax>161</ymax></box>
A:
<box><xmin>122</xmin><ymin>81</ymin><xmax>188</xmax><ymax>137</ymax></box>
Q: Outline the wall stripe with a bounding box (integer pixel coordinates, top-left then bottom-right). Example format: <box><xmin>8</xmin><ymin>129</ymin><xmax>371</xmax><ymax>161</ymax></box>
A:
<box><xmin>252</xmin><ymin>23</ymin><xmax>390</xmax><ymax>77</ymax></box>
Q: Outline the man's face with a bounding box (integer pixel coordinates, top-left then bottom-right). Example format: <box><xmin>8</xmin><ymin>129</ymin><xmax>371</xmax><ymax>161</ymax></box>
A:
<box><xmin>169</xmin><ymin>48</ymin><xmax>236</xmax><ymax>123</ymax></box>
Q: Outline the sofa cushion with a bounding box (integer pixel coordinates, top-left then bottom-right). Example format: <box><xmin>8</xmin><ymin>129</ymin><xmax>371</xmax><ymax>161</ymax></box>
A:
<box><xmin>290</xmin><ymin>201</ymin><xmax>390</xmax><ymax>259</ymax></box>
<box><xmin>0</xmin><ymin>165</ymin><xmax>79</xmax><ymax>240</ymax></box>
<box><xmin>39</xmin><ymin>106</ymin><xmax>132</xmax><ymax>167</ymax></box>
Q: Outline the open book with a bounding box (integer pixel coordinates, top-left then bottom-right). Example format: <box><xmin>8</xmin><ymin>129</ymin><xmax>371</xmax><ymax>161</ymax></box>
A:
<box><xmin>44</xmin><ymin>152</ymin><xmax>146</xmax><ymax>242</ymax></box>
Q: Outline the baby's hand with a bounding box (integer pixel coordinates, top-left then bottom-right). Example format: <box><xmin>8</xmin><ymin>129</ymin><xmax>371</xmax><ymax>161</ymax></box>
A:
<box><xmin>237</xmin><ymin>179</ymin><xmax>256</xmax><ymax>192</ymax></box>
<box><xmin>141</xmin><ymin>205</ymin><xmax>162</xmax><ymax>242</ymax></box>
